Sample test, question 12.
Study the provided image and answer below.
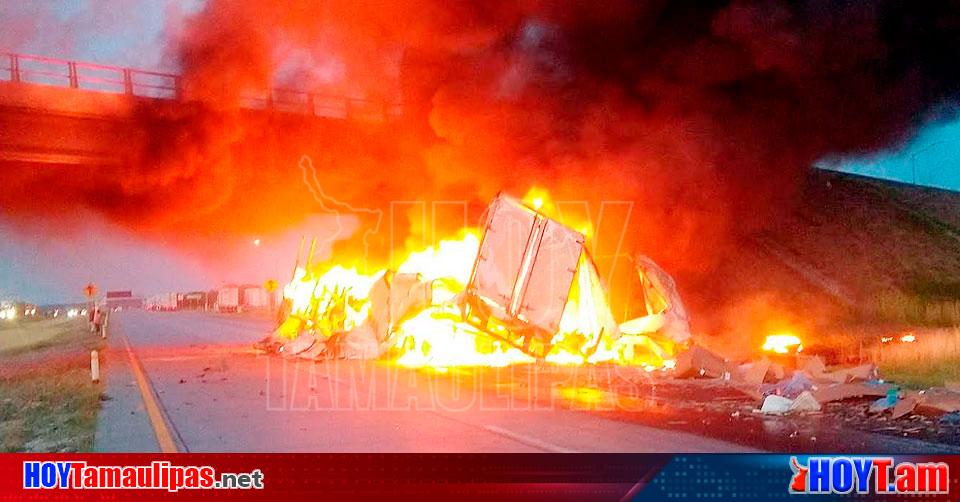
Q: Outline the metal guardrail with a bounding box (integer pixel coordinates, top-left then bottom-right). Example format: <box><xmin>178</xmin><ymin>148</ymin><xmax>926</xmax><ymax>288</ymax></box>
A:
<box><xmin>0</xmin><ymin>52</ymin><xmax>401</xmax><ymax>121</ymax></box>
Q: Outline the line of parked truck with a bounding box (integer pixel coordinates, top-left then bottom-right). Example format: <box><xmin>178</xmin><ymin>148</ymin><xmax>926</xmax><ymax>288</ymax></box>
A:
<box><xmin>144</xmin><ymin>285</ymin><xmax>278</xmax><ymax>313</ymax></box>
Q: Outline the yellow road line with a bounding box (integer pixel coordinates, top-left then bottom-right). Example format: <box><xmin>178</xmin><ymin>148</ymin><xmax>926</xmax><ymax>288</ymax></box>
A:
<box><xmin>121</xmin><ymin>336</ymin><xmax>178</xmax><ymax>453</ymax></box>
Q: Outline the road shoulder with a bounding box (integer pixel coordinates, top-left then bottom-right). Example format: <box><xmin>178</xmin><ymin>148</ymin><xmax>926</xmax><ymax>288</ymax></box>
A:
<box><xmin>93</xmin><ymin>320</ymin><xmax>161</xmax><ymax>452</ymax></box>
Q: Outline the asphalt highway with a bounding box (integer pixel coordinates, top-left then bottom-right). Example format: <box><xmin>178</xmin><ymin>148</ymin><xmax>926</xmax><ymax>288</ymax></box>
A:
<box><xmin>95</xmin><ymin>311</ymin><xmax>960</xmax><ymax>453</ymax></box>
<box><xmin>94</xmin><ymin>310</ymin><xmax>753</xmax><ymax>452</ymax></box>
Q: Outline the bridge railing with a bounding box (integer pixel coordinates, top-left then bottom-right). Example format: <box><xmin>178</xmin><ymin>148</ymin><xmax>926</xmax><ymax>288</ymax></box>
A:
<box><xmin>0</xmin><ymin>52</ymin><xmax>401</xmax><ymax>121</ymax></box>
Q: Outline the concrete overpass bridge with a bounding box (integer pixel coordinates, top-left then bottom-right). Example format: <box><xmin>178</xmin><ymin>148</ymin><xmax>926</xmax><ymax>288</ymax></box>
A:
<box><xmin>0</xmin><ymin>52</ymin><xmax>401</xmax><ymax>167</ymax></box>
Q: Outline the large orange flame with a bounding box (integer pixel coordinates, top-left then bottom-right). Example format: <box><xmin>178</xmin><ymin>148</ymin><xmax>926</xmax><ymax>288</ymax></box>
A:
<box><xmin>278</xmin><ymin>188</ymin><xmax>671</xmax><ymax>368</ymax></box>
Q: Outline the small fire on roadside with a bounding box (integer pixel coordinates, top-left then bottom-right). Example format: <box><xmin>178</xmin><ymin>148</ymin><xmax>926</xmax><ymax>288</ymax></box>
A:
<box><xmin>761</xmin><ymin>333</ymin><xmax>803</xmax><ymax>354</ymax></box>
<box><xmin>881</xmin><ymin>332</ymin><xmax>917</xmax><ymax>344</ymax></box>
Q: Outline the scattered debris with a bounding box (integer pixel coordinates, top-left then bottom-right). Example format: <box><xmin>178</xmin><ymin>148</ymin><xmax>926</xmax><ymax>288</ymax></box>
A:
<box><xmin>730</xmin><ymin>382</ymin><xmax>764</xmax><ymax>401</ymax></box>
<box><xmin>281</xmin><ymin>333</ymin><xmax>315</xmax><ymax>356</ymax></box>
<box><xmin>239</xmin><ymin>189</ymin><xmax>960</xmax><ymax>448</ymax></box>
<box><xmin>886</xmin><ymin>387</ymin><xmax>898</xmax><ymax>406</ymax></box>
<box><xmin>810</xmin><ymin>382</ymin><xmax>891</xmax><ymax>404</ymax></box>
<box><xmin>740</xmin><ymin>358</ymin><xmax>771</xmax><ymax>386</ymax></box>
<box><xmin>763</xmin><ymin>371</ymin><xmax>814</xmax><ymax>399</ymax></box>
<box><xmin>797</xmin><ymin>355</ymin><xmax>826</xmax><ymax>376</ymax></box>
<box><xmin>892</xmin><ymin>394</ymin><xmax>921</xmax><ymax>419</ymax></box>
<box><xmin>917</xmin><ymin>387</ymin><xmax>960</xmax><ymax>414</ymax></box>
<box><xmin>937</xmin><ymin>411</ymin><xmax>960</xmax><ymax>429</ymax></box>
<box><xmin>940</xmin><ymin>412</ymin><xmax>960</xmax><ymax>428</ymax></box>
<box><xmin>631</xmin><ymin>255</ymin><xmax>692</xmax><ymax>344</ymax></box>
<box><xmin>760</xmin><ymin>394</ymin><xmax>793</xmax><ymax>414</ymax></box>
<box><xmin>834</xmin><ymin>364</ymin><xmax>877</xmax><ymax>382</ymax></box>
<box><xmin>674</xmin><ymin>346</ymin><xmax>731</xmax><ymax>379</ymax></box>
<box><xmin>790</xmin><ymin>391</ymin><xmax>822</xmax><ymax>412</ymax></box>
<box><xmin>869</xmin><ymin>397</ymin><xmax>892</xmax><ymax>414</ymax></box>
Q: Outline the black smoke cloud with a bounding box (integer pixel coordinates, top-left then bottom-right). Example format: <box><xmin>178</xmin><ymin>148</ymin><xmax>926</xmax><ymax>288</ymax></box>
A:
<box><xmin>3</xmin><ymin>0</ymin><xmax>960</xmax><ymax>275</ymax></box>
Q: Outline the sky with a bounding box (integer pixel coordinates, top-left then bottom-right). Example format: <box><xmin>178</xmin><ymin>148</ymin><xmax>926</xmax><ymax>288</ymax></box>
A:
<box><xmin>0</xmin><ymin>0</ymin><xmax>202</xmax><ymax>71</ymax></box>
<box><xmin>1</xmin><ymin>0</ymin><xmax>959</xmax><ymax>304</ymax></box>
<box><xmin>0</xmin><ymin>214</ymin><xmax>213</xmax><ymax>303</ymax></box>
<box><xmin>820</xmin><ymin>117</ymin><xmax>960</xmax><ymax>192</ymax></box>
<box><xmin>0</xmin><ymin>211</ymin><xmax>345</xmax><ymax>305</ymax></box>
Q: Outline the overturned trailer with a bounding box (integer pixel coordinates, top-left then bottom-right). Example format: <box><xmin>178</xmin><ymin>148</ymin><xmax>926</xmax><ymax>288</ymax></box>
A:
<box><xmin>461</xmin><ymin>193</ymin><xmax>618</xmax><ymax>360</ymax></box>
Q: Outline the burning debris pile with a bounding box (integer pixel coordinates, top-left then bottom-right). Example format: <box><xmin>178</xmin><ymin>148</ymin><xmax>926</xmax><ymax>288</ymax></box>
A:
<box><xmin>256</xmin><ymin>190</ymin><xmax>688</xmax><ymax>369</ymax></box>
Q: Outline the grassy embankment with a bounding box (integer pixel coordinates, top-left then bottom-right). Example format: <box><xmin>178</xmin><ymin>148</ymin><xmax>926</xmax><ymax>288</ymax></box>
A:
<box><xmin>866</xmin><ymin>328</ymin><xmax>960</xmax><ymax>389</ymax></box>
<box><xmin>0</xmin><ymin>317</ymin><xmax>104</xmax><ymax>452</ymax></box>
<box><xmin>759</xmin><ymin>173</ymin><xmax>960</xmax><ymax>389</ymax></box>
<box><xmin>860</xmin><ymin>281</ymin><xmax>960</xmax><ymax>388</ymax></box>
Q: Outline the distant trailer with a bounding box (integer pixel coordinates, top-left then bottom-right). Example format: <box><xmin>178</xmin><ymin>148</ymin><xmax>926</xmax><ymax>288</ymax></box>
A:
<box><xmin>240</xmin><ymin>286</ymin><xmax>268</xmax><ymax>309</ymax></box>
<box><xmin>144</xmin><ymin>293</ymin><xmax>176</xmax><ymax>311</ymax></box>
<box><xmin>177</xmin><ymin>291</ymin><xmax>207</xmax><ymax>310</ymax></box>
<box><xmin>217</xmin><ymin>286</ymin><xmax>240</xmax><ymax>313</ymax></box>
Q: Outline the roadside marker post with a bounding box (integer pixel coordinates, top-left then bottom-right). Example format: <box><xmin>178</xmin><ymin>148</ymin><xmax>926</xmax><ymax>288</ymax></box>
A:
<box><xmin>90</xmin><ymin>350</ymin><xmax>100</xmax><ymax>383</ymax></box>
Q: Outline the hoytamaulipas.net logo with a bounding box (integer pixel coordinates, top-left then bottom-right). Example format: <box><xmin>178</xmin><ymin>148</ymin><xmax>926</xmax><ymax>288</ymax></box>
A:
<box><xmin>24</xmin><ymin>461</ymin><xmax>264</xmax><ymax>492</ymax></box>
<box><xmin>789</xmin><ymin>456</ymin><xmax>949</xmax><ymax>495</ymax></box>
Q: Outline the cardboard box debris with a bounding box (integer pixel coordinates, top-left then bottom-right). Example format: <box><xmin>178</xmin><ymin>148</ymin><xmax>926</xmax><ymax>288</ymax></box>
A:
<box><xmin>797</xmin><ymin>355</ymin><xmax>826</xmax><ymax>377</ymax></box>
<box><xmin>674</xmin><ymin>346</ymin><xmax>732</xmax><ymax>379</ymax></box>
<box><xmin>885</xmin><ymin>388</ymin><xmax>960</xmax><ymax>419</ymax></box>
<box><xmin>816</xmin><ymin>364</ymin><xmax>876</xmax><ymax>384</ymax></box>
<box><xmin>740</xmin><ymin>358</ymin><xmax>771</xmax><ymax>386</ymax></box>
<box><xmin>892</xmin><ymin>394</ymin><xmax>921</xmax><ymax>419</ymax></box>
<box><xmin>768</xmin><ymin>363</ymin><xmax>785</xmax><ymax>381</ymax></box>
<box><xmin>809</xmin><ymin>383</ymin><xmax>891</xmax><ymax>404</ymax></box>
<box><xmin>773</xmin><ymin>358</ymin><xmax>874</xmax><ymax>385</ymax></box>
<box><xmin>838</xmin><ymin>364</ymin><xmax>876</xmax><ymax>382</ymax></box>
<box><xmin>917</xmin><ymin>388</ymin><xmax>960</xmax><ymax>414</ymax></box>
<box><xmin>790</xmin><ymin>391</ymin><xmax>822</xmax><ymax>412</ymax></box>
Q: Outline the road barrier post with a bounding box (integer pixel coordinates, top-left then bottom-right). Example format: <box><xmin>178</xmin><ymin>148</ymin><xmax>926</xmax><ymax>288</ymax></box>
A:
<box><xmin>123</xmin><ymin>68</ymin><xmax>133</xmax><ymax>95</ymax></box>
<box><xmin>68</xmin><ymin>61</ymin><xmax>79</xmax><ymax>88</ymax></box>
<box><xmin>8</xmin><ymin>54</ymin><xmax>19</xmax><ymax>82</ymax></box>
<box><xmin>90</xmin><ymin>350</ymin><xmax>100</xmax><ymax>383</ymax></box>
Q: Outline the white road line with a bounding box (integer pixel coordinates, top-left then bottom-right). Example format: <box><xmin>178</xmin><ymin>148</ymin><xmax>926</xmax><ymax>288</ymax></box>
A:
<box><xmin>139</xmin><ymin>352</ymin><xmax>252</xmax><ymax>362</ymax></box>
<box><xmin>482</xmin><ymin>425</ymin><xmax>579</xmax><ymax>453</ymax></box>
<box><xmin>140</xmin><ymin>355</ymin><xmax>216</xmax><ymax>362</ymax></box>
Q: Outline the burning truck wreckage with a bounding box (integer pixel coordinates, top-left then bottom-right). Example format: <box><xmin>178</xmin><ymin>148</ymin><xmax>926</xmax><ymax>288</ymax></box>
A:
<box><xmin>255</xmin><ymin>190</ymin><xmax>960</xmax><ymax>446</ymax></box>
